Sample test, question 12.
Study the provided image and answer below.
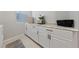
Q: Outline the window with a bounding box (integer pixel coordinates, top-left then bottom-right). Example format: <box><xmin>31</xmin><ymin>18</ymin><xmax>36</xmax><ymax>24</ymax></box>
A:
<box><xmin>16</xmin><ymin>11</ymin><xmax>27</xmax><ymax>23</ymax></box>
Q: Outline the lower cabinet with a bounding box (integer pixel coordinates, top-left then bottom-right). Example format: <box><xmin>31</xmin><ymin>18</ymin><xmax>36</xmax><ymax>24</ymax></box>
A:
<box><xmin>31</xmin><ymin>26</ymin><xmax>39</xmax><ymax>42</ymax></box>
<box><xmin>38</xmin><ymin>27</ymin><xmax>50</xmax><ymax>48</ymax></box>
<box><xmin>26</xmin><ymin>24</ymin><xmax>39</xmax><ymax>42</ymax></box>
<box><xmin>26</xmin><ymin>24</ymin><xmax>32</xmax><ymax>37</ymax></box>
<box><xmin>50</xmin><ymin>29</ymin><xmax>74</xmax><ymax>48</ymax></box>
<box><xmin>26</xmin><ymin>23</ymin><xmax>78</xmax><ymax>48</ymax></box>
<box><xmin>50</xmin><ymin>37</ymin><xmax>73</xmax><ymax>48</ymax></box>
<box><xmin>26</xmin><ymin>24</ymin><xmax>50</xmax><ymax>47</ymax></box>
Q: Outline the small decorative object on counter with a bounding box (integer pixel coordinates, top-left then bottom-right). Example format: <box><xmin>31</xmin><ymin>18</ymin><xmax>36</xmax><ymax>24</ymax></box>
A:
<box><xmin>38</xmin><ymin>15</ymin><xmax>46</xmax><ymax>24</ymax></box>
<box><xmin>27</xmin><ymin>17</ymin><xmax>34</xmax><ymax>23</ymax></box>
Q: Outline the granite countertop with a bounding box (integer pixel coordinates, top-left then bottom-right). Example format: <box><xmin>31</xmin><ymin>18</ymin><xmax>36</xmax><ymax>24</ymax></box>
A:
<box><xmin>39</xmin><ymin>24</ymin><xmax>79</xmax><ymax>32</ymax></box>
<box><xmin>26</xmin><ymin>23</ymin><xmax>79</xmax><ymax>32</ymax></box>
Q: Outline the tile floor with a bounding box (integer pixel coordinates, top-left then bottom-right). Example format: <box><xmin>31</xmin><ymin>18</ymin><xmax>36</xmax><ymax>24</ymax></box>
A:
<box><xmin>3</xmin><ymin>34</ymin><xmax>41</xmax><ymax>48</ymax></box>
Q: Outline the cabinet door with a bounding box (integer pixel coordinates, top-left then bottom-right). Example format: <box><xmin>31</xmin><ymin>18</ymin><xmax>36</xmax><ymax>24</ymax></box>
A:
<box><xmin>50</xmin><ymin>29</ymin><xmax>73</xmax><ymax>48</ymax></box>
<box><xmin>50</xmin><ymin>37</ymin><xmax>73</xmax><ymax>48</ymax></box>
<box><xmin>53</xmin><ymin>29</ymin><xmax>73</xmax><ymax>41</ymax></box>
<box><xmin>26</xmin><ymin>24</ymin><xmax>32</xmax><ymax>36</ymax></box>
<box><xmin>38</xmin><ymin>27</ymin><xmax>50</xmax><ymax>48</ymax></box>
<box><xmin>26</xmin><ymin>24</ymin><xmax>39</xmax><ymax>42</ymax></box>
<box><xmin>31</xmin><ymin>25</ymin><xmax>39</xmax><ymax>42</ymax></box>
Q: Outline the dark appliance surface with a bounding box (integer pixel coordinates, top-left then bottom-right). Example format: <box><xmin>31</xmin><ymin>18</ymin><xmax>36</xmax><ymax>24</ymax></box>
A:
<box><xmin>57</xmin><ymin>20</ymin><xmax>74</xmax><ymax>27</ymax></box>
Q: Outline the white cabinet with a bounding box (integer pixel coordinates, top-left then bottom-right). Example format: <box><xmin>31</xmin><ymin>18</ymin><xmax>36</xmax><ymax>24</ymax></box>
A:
<box><xmin>25</xmin><ymin>23</ymin><xmax>79</xmax><ymax>48</ymax></box>
<box><xmin>50</xmin><ymin>29</ymin><xmax>74</xmax><ymax>48</ymax></box>
<box><xmin>50</xmin><ymin>37</ymin><xmax>73</xmax><ymax>48</ymax></box>
<box><xmin>26</xmin><ymin>24</ymin><xmax>32</xmax><ymax>36</ymax></box>
<box><xmin>26</xmin><ymin>24</ymin><xmax>39</xmax><ymax>42</ymax></box>
<box><xmin>38</xmin><ymin>27</ymin><xmax>50</xmax><ymax>48</ymax></box>
<box><xmin>31</xmin><ymin>25</ymin><xmax>39</xmax><ymax>42</ymax></box>
<box><xmin>26</xmin><ymin>24</ymin><xmax>50</xmax><ymax>47</ymax></box>
<box><xmin>53</xmin><ymin>29</ymin><xmax>73</xmax><ymax>41</ymax></box>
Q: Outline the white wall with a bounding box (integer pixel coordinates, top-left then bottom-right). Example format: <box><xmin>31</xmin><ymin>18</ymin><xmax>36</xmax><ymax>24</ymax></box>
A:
<box><xmin>32</xmin><ymin>11</ymin><xmax>56</xmax><ymax>24</ymax></box>
<box><xmin>32</xmin><ymin>11</ymin><xmax>79</xmax><ymax>29</ymax></box>
<box><xmin>55</xmin><ymin>11</ymin><xmax>70</xmax><ymax>20</ymax></box>
<box><xmin>32</xmin><ymin>11</ymin><xmax>70</xmax><ymax>24</ymax></box>
<box><xmin>0</xmin><ymin>11</ymin><xmax>32</xmax><ymax>39</ymax></box>
<box><xmin>68</xmin><ymin>11</ymin><xmax>79</xmax><ymax>29</ymax></box>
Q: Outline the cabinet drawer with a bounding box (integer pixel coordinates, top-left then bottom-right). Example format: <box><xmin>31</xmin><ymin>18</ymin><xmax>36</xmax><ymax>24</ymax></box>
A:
<box><xmin>53</xmin><ymin>29</ymin><xmax>73</xmax><ymax>41</ymax></box>
<box><xmin>52</xmin><ymin>38</ymin><xmax>73</xmax><ymax>48</ymax></box>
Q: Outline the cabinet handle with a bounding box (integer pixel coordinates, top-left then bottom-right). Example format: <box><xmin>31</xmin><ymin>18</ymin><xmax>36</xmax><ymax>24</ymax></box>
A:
<box><xmin>46</xmin><ymin>29</ymin><xmax>53</xmax><ymax>32</ymax></box>
<box><xmin>37</xmin><ymin>31</ymin><xmax>39</xmax><ymax>34</ymax></box>
<box><xmin>48</xmin><ymin>34</ymin><xmax>51</xmax><ymax>40</ymax></box>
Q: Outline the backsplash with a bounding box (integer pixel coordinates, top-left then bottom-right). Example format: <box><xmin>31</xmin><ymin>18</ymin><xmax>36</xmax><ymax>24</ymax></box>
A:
<box><xmin>32</xmin><ymin>11</ymin><xmax>70</xmax><ymax>24</ymax></box>
<box><xmin>32</xmin><ymin>11</ymin><xmax>79</xmax><ymax>29</ymax></box>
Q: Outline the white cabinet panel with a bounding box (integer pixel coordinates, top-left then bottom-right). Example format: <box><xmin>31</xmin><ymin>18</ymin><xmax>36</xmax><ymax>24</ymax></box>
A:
<box><xmin>53</xmin><ymin>29</ymin><xmax>73</xmax><ymax>41</ymax></box>
<box><xmin>38</xmin><ymin>27</ymin><xmax>50</xmax><ymax>48</ymax></box>
<box><xmin>26</xmin><ymin>23</ymin><xmax>78</xmax><ymax>48</ymax></box>
<box><xmin>26</xmin><ymin>24</ymin><xmax>39</xmax><ymax>42</ymax></box>
<box><xmin>50</xmin><ymin>29</ymin><xmax>74</xmax><ymax>48</ymax></box>
<box><xmin>31</xmin><ymin>25</ymin><xmax>39</xmax><ymax>42</ymax></box>
<box><xmin>50</xmin><ymin>37</ymin><xmax>73</xmax><ymax>48</ymax></box>
<box><xmin>26</xmin><ymin>24</ymin><xmax>32</xmax><ymax>36</ymax></box>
